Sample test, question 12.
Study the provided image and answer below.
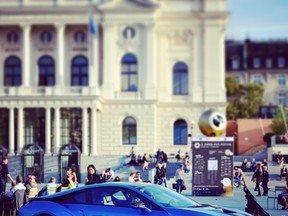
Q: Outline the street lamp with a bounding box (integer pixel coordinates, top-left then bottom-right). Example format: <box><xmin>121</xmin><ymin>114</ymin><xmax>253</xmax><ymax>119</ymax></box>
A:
<box><xmin>188</xmin><ymin>120</ymin><xmax>195</xmax><ymax>138</ymax></box>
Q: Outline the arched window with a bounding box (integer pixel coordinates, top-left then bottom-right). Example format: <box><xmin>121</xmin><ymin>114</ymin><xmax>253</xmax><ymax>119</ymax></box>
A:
<box><xmin>71</xmin><ymin>55</ymin><xmax>88</xmax><ymax>86</ymax></box>
<box><xmin>38</xmin><ymin>55</ymin><xmax>55</xmax><ymax>86</ymax></box>
<box><xmin>74</xmin><ymin>31</ymin><xmax>87</xmax><ymax>43</ymax></box>
<box><xmin>40</xmin><ymin>31</ymin><xmax>53</xmax><ymax>43</ymax></box>
<box><xmin>174</xmin><ymin>119</ymin><xmax>187</xmax><ymax>145</ymax></box>
<box><xmin>7</xmin><ymin>31</ymin><xmax>19</xmax><ymax>44</ymax></box>
<box><xmin>173</xmin><ymin>62</ymin><xmax>188</xmax><ymax>95</ymax></box>
<box><xmin>4</xmin><ymin>56</ymin><xmax>21</xmax><ymax>86</ymax></box>
<box><xmin>122</xmin><ymin>117</ymin><xmax>137</xmax><ymax>144</ymax></box>
<box><xmin>121</xmin><ymin>53</ymin><xmax>138</xmax><ymax>91</ymax></box>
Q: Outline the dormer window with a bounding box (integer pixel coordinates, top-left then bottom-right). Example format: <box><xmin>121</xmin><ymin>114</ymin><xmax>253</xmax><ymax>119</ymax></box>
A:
<box><xmin>278</xmin><ymin>57</ymin><xmax>285</xmax><ymax>68</ymax></box>
<box><xmin>253</xmin><ymin>58</ymin><xmax>261</xmax><ymax>69</ymax></box>
<box><xmin>232</xmin><ymin>58</ymin><xmax>240</xmax><ymax>70</ymax></box>
<box><xmin>265</xmin><ymin>58</ymin><xmax>273</xmax><ymax>68</ymax></box>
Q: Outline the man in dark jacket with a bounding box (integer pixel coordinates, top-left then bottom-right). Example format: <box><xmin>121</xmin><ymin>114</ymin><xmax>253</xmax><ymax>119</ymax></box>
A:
<box><xmin>0</xmin><ymin>156</ymin><xmax>15</xmax><ymax>193</ymax></box>
<box><xmin>261</xmin><ymin>166</ymin><xmax>269</xmax><ymax>196</ymax></box>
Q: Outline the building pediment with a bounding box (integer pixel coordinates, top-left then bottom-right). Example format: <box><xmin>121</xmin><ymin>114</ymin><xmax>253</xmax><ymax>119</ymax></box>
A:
<box><xmin>99</xmin><ymin>0</ymin><xmax>159</xmax><ymax>12</ymax></box>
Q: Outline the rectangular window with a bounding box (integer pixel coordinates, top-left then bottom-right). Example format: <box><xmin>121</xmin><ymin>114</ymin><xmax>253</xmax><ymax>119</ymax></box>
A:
<box><xmin>278</xmin><ymin>57</ymin><xmax>286</xmax><ymax>68</ymax></box>
<box><xmin>253</xmin><ymin>58</ymin><xmax>261</xmax><ymax>68</ymax></box>
<box><xmin>279</xmin><ymin>93</ymin><xmax>287</xmax><ymax>106</ymax></box>
<box><xmin>235</xmin><ymin>75</ymin><xmax>241</xmax><ymax>84</ymax></box>
<box><xmin>278</xmin><ymin>74</ymin><xmax>286</xmax><ymax>86</ymax></box>
<box><xmin>265</xmin><ymin>58</ymin><xmax>273</xmax><ymax>68</ymax></box>
<box><xmin>232</xmin><ymin>58</ymin><xmax>240</xmax><ymax>70</ymax></box>
<box><xmin>253</xmin><ymin>75</ymin><xmax>262</xmax><ymax>85</ymax></box>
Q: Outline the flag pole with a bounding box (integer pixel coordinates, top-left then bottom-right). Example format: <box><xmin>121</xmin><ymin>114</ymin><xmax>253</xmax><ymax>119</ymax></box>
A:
<box><xmin>88</xmin><ymin>2</ymin><xmax>98</xmax><ymax>89</ymax></box>
<box><xmin>280</xmin><ymin>105</ymin><xmax>288</xmax><ymax>133</ymax></box>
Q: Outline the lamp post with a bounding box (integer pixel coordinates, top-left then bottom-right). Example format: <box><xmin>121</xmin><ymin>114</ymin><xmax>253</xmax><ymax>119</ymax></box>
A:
<box><xmin>188</xmin><ymin>120</ymin><xmax>195</xmax><ymax>140</ymax></box>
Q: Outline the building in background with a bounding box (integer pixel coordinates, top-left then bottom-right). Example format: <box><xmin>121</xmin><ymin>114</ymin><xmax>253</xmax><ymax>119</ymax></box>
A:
<box><xmin>0</xmin><ymin>0</ymin><xmax>228</xmax><ymax>182</ymax></box>
<box><xmin>226</xmin><ymin>39</ymin><xmax>288</xmax><ymax>107</ymax></box>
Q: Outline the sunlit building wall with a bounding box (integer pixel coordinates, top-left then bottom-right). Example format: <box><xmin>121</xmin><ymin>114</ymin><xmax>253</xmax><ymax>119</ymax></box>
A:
<box><xmin>0</xmin><ymin>0</ymin><xmax>228</xmax><ymax>158</ymax></box>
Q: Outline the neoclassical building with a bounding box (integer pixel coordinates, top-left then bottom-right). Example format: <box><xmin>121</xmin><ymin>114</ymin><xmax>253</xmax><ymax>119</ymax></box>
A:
<box><xmin>0</xmin><ymin>0</ymin><xmax>228</xmax><ymax>182</ymax></box>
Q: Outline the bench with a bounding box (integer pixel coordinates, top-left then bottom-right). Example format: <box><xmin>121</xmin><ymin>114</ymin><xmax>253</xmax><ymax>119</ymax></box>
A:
<box><xmin>267</xmin><ymin>186</ymin><xmax>286</xmax><ymax>209</ymax></box>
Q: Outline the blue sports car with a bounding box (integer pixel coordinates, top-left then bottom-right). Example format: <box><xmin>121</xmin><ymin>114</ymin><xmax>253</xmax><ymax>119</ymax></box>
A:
<box><xmin>19</xmin><ymin>182</ymin><xmax>251</xmax><ymax>216</ymax></box>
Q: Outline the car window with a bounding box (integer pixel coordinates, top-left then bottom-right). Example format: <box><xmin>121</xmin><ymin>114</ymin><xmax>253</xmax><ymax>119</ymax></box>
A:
<box><xmin>136</xmin><ymin>185</ymin><xmax>200</xmax><ymax>208</ymax></box>
<box><xmin>60</xmin><ymin>190</ymin><xmax>89</xmax><ymax>204</ymax></box>
<box><xmin>90</xmin><ymin>188</ymin><xmax>160</xmax><ymax>210</ymax></box>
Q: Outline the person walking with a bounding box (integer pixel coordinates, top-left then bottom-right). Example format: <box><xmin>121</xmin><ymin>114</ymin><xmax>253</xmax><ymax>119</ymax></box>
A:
<box><xmin>142</xmin><ymin>153</ymin><xmax>149</xmax><ymax>171</ymax></box>
<box><xmin>0</xmin><ymin>156</ymin><xmax>15</xmax><ymax>193</ymax></box>
<box><xmin>252</xmin><ymin>163</ymin><xmax>262</xmax><ymax>196</ymax></box>
<box><xmin>160</xmin><ymin>162</ymin><xmax>167</xmax><ymax>187</ymax></box>
<box><xmin>261</xmin><ymin>166</ymin><xmax>269</xmax><ymax>196</ymax></box>
<box><xmin>175</xmin><ymin>164</ymin><xmax>185</xmax><ymax>193</ymax></box>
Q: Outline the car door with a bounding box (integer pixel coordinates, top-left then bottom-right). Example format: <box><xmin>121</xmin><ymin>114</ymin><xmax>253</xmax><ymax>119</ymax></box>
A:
<box><xmin>83</xmin><ymin>187</ymin><xmax>168</xmax><ymax>216</ymax></box>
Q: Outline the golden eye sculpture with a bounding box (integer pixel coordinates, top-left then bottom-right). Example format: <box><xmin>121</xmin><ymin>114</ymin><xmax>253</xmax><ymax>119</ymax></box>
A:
<box><xmin>198</xmin><ymin>109</ymin><xmax>227</xmax><ymax>137</ymax></box>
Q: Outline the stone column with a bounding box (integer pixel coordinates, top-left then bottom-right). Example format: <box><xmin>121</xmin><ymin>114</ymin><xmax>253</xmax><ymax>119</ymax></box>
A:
<box><xmin>101</xmin><ymin>23</ymin><xmax>114</xmax><ymax>98</ymax></box>
<box><xmin>82</xmin><ymin>107</ymin><xmax>88</xmax><ymax>155</ymax></box>
<box><xmin>17</xmin><ymin>108</ymin><xmax>24</xmax><ymax>155</ymax></box>
<box><xmin>56</xmin><ymin>24</ymin><xmax>65</xmax><ymax>86</ymax></box>
<box><xmin>21</xmin><ymin>24</ymin><xmax>31</xmax><ymax>86</ymax></box>
<box><xmin>8</xmin><ymin>108</ymin><xmax>15</xmax><ymax>155</ymax></box>
<box><xmin>144</xmin><ymin>23</ymin><xmax>156</xmax><ymax>99</ymax></box>
<box><xmin>89</xmin><ymin>25</ymin><xmax>99</xmax><ymax>90</ymax></box>
<box><xmin>54</xmin><ymin>107</ymin><xmax>60</xmax><ymax>154</ymax></box>
<box><xmin>90</xmin><ymin>108</ymin><xmax>97</xmax><ymax>155</ymax></box>
<box><xmin>45</xmin><ymin>108</ymin><xmax>51</xmax><ymax>155</ymax></box>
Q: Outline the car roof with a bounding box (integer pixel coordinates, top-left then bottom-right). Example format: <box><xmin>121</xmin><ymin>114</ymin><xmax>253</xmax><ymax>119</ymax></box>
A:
<box><xmin>33</xmin><ymin>182</ymin><xmax>154</xmax><ymax>200</ymax></box>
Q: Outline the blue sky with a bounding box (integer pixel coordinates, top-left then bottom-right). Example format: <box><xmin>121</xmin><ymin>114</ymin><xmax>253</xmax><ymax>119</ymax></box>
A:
<box><xmin>226</xmin><ymin>0</ymin><xmax>288</xmax><ymax>40</ymax></box>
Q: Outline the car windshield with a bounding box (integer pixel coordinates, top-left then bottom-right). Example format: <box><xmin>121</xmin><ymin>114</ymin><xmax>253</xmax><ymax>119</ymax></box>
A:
<box><xmin>135</xmin><ymin>185</ymin><xmax>201</xmax><ymax>208</ymax></box>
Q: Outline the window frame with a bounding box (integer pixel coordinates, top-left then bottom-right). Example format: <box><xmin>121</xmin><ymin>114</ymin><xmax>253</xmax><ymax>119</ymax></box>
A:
<box><xmin>122</xmin><ymin>117</ymin><xmax>137</xmax><ymax>145</ymax></box>
<box><xmin>173</xmin><ymin>119</ymin><xmax>188</xmax><ymax>145</ymax></box>
<box><xmin>123</xmin><ymin>26</ymin><xmax>136</xmax><ymax>39</ymax></box>
<box><xmin>7</xmin><ymin>31</ymin><xmax>19</xmax><ymax>44</ymax></box>
<box><xmin>71</xmin><ymin>55</ymin><xmax>89</xmax><ymax>86</ymax></box>
<box><xmin>74</xmin><ymin>31</ymin><xmax>87</xmax><ymax>44</ymax></box>
<box><xmin>4</xmin><ymin>56</ymin><xmax>22</xmax><ymax>86</ymax></box>
<box><xmin>38</xmin><ymin>55</ymin><xmax>55</xmax><ymax>86</ymax></box>
<box><xmin>231</xmin><ymin>58</ymin><xmax>240</xmax><ymax>70</ymax></box>
<box><xmin>278</xmin><ymin>92</ymin><xmax>287</xmax><ymax>106</ymax></box>
<box><xmin>253</xmin><ymin>74</ymin><xmax>262</xmax><ymax>85</ymax></box>
<box><xmin>278</xmin><ymin>57</ymin><xmax>286</xmax><ymax>68</ymax></box>
<box><xmin>253</xmin><ymin>57</ymin><xmax>261</xmax><ymax>69</ymax></box>
<box><xmin>173</xmin><ymin>62</ymin><xmax>188</xmax><ymax>95</ymax></box>
<box><xmin>278</xmin><ymin>74</ymin><xmax>286</xmax><ymax>86</ymax></box>
<box><xmin>121</xmin><ymin>54</ymin><xmax>138</xmax><ymax>92</ymax></box>
<box><xmin>40</xmin><ymin>31</ymin><xmax>53</xmax><ymax>44</ymax></box>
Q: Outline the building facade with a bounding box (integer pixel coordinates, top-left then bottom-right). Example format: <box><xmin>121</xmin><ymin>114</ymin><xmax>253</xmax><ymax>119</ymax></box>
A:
<box><xmin>226</xmin><ymin>39</ymin><xmax>288</xmax><ymax>107</ymax></box>
<box><xmin>0</xmin><ymin>0</ymin><xmax>228</xmax><ymax>181</ymax></box>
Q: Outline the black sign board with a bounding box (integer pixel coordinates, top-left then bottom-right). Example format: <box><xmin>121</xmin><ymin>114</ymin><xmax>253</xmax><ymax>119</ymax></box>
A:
<box><xmin>192</xmin><ymin>137</ymin><xmax>234</xmax><ymax>196</ymax></box>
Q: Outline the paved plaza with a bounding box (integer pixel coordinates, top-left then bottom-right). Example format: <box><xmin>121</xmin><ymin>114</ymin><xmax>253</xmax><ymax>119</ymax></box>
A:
<box><xmin>5</xmin><ymin>159</ymin><xmax>288</xmax><ymax>215</ymax></box>
<box><xmin>183</xmin><ymin>162</ymin><xmax>288</xmax><ymax>216</ymax></box>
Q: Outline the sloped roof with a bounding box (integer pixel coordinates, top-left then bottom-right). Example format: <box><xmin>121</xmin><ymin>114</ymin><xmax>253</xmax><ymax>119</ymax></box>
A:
<box><xmin>99</xmin><ymin>0</ymin><xmax>159</xmax><ymax>12</ymax></box>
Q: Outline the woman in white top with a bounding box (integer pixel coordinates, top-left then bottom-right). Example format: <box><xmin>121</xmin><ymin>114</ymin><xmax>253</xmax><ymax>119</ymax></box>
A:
<box><xmin>175</xmin><ymin>164</ymin><xmax>185</xmax><ymax>193</ymax></box>
<box><xmin>1</xmin><ymin>176</ymin><xmax>25</xmax><ymax>199</ymax></box>
<box><xmin>128</xmin><ymin>172</ymin><xmax>136</xmax><ymax>182</ymax></box>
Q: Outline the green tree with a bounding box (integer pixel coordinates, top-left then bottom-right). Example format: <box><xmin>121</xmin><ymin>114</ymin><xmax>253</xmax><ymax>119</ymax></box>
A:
<box><xmin>226</xmin><ymin>76</ymin><xmax>264</xmax><ymax>120</ymax></box>
<box><xmin>269</xmin><ymin>107</ymin><xmax>288</xmax><ymax>134</ymax></box>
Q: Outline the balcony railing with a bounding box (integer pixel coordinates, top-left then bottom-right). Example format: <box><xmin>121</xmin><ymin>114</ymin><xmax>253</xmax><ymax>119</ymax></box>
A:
<box><xmin>0</xmin><ymin>86</ymin><xmax>100</xmax><ymax>97</ymax></box>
